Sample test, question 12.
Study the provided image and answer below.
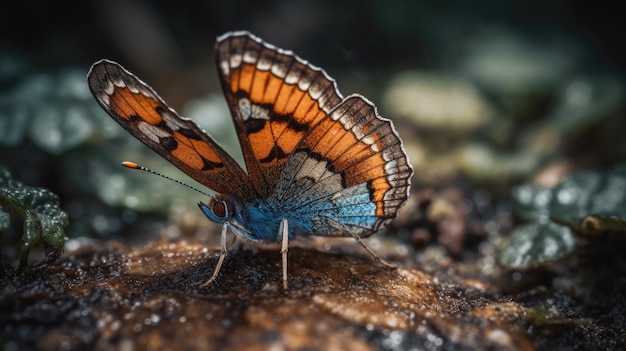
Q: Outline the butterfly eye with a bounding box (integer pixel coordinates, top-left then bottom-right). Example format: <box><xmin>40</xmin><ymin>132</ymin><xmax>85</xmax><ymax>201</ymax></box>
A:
<box><xmin>198</xmin><ymin>195</ymin><xmax>236</xmax><ymax>224</ymax></box>
<box><xmin>210</xmin><ymin>199</ymin><xmax>229</xmax><ymax>219</ymax></box>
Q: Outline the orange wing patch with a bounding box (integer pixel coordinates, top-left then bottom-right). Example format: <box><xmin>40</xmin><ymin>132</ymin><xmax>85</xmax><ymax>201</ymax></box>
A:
<box><xmin>295</xmin><ymin>95</ymin><xmax>412</xmax><ymax>218</ymax></box>
<box><xmin>87</xmin><ymin>60</ymin><xmax>256</xmax><ymax>200</ymax></box>
<box><xmin>216</xmin><ymin>32</ymin><xmax>343</xmax><ymax>197</ymax></box>
<box><xmin>106</xmin><ymin>87</ymin><xmax>162</xmax><ymax>124</ymax></box>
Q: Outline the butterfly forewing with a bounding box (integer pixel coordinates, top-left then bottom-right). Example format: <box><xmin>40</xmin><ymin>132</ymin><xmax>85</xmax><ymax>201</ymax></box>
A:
<box><xmin>215</xmin><ymin>32</ymin><xmax>344</xmax><ymax>197</ymax></box>
<box><xmin>87</xmin><ymin>60</ymin><xmax>256</xmax><ymax>199</ymax></box>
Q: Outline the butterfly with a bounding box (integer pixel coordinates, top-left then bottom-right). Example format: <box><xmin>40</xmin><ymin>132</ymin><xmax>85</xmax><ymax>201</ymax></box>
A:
<box><xmin>87</xmin><ymin>31</ymin><xmax>413</xmax><ymax>289</ymax></box>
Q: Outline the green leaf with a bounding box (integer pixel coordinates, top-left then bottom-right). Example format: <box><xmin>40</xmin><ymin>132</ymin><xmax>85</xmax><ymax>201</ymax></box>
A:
<box><xmin>549</xmin><ymin>165</ymin><xmax>626</xmax><ymax>233</ymax></box>
<box><xmin>501</xmin><ymin>164</ymin><xmax>626</xmax><ymax>269</ymax></box>
<box><xmin>499</xmin><ymin>219</ymin><xmax>579</xmax><ymax>269</ymax></box>
<box><xmin>510</xmin><ymin>183</ymin><xmax>553</xmax><ymax>221</ymax></box>
<box><xmin>0</xmin><ymin>165</ymin><xmax>68</xmax><ymax>266</ymax></box>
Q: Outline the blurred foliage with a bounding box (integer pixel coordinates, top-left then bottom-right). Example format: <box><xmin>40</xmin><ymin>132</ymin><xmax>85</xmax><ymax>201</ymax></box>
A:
<box><xmin>0</xmin><ymin>63</ymin><xmax>106</xmax><ymax>153</ymax></box>
<box><xmin>385</xmin><ymin>36</ymin><xmax>624</xmax><ymax>185</ymax></box>
<box><xmin>0</xmin><ymin>165</ymin><xmax>68</xmax><ymax>266</ymax></box>
<box><xmin>499</xmin><ymin>165</ymin><xmax>626</xmax><ymax>269</ymax></box>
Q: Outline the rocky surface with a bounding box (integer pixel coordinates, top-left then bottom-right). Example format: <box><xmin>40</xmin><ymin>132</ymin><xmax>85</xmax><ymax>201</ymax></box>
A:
<box><xmin>2</xmin><ymin>240</ymin><xmax>536</xmax><ymax>351</ymax></box>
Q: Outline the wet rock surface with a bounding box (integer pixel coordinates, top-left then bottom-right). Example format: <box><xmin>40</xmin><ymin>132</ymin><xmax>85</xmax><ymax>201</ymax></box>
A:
<box><xmin>1</xmin><ymin>240</ymin><xmax>532</xmax><ymax>351</ymax></box>
<box><xmin>1</xmin><ymin>239</ymin><xmax>624</xmax><ymax>350</ymax></box>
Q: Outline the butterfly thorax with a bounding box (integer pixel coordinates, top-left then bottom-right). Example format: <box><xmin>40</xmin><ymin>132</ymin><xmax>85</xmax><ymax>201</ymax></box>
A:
<box><xmin>199</xmin><ymin>193</ymin><xmax>310</xmax><ymax>243</ymax></box>
<box><xmin>242</xmin><ymin>202</ymin><xmax>313</xmax><ymax>242</ymax></box>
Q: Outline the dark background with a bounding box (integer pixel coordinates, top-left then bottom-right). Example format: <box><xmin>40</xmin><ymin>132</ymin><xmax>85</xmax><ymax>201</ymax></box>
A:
<box><xmin>3</xmin><ymin>0</ymin><xmax>625</xmax><ymax>95</ymax></box>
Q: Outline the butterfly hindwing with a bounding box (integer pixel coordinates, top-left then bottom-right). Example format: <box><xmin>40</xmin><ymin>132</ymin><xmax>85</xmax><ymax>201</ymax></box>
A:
<box><xmin>87</xmin><ymin>60</ymin><xmax>256</xmax><ymax>199</ymax></box>
<box><xmin>215</xmin><ymin>31</ymin><xmax>344</xmax><ymax>197</ymax></box>
<box><xmin>273</xmin><ymin>95</ymin><xmax>413</xmax><ymax>236</ymax></box>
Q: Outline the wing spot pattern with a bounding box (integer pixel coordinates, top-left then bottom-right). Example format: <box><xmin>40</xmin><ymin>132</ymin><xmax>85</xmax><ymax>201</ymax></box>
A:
<box><xmin>137</xmin><ymin>120</ymin><xmax>170</xmax><ymax>143</ymax></box>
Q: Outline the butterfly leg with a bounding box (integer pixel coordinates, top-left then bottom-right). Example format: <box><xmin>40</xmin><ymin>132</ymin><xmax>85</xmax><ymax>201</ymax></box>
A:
<box><xmin>348</xmin><ymin>232</ymin><xmax>396</xmax><ymax>269</ymax></box>
<box><xmin>279</xmin><ymin>218</ymin><xmax>289</xmax><ymax>290</ymax></box>
<box><xmin>200</xmin><ymin>222</ymin><xmax>231</xmax><ymax>287</ymax></box>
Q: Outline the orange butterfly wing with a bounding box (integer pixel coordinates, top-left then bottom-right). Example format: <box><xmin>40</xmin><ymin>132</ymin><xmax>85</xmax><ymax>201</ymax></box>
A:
<box><xmin>276</xmin><ymin>95</ymin><xmax>413</xmax><ymax>235</ymax></box>
<box><xmin>87</xmin><ymin>60</ymin><xmax>256</xmax><ymax>199</ymax></box>
<box><xmin>215</xmin><ymin>32</ymin><xmax>344</xmax><ymax>197</ymax></box>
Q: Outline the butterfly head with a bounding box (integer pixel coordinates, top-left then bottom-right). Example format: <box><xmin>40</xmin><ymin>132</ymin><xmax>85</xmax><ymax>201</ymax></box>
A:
<box><xmin>198</xmin><ymin>194</ymin><xmax>239</xmax><ymax>224</ymax></box>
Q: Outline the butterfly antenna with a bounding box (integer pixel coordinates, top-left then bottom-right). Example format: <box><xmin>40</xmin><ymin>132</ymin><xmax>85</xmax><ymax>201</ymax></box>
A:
<box><xmin>121</xmin><ymin>161</ymin><xmax>212</xmax><ymax>197</ymax></box>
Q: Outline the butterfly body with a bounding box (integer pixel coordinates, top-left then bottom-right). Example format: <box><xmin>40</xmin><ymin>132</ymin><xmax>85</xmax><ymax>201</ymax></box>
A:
<box><xmin>199</xmin><ymin>194</ymin><xmax>303</xmax><ymax>242</ymax></box>
<box><xmin>199</xmin><ymin>167</ymin><xmax>381</xmax><ymax>243</ymax></box>
<box><xmin>88</xmin><ymin>31</ymin><xmax>413</xmax><ymax>289</ymax></box>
